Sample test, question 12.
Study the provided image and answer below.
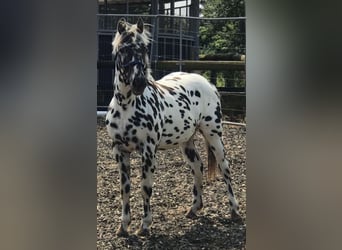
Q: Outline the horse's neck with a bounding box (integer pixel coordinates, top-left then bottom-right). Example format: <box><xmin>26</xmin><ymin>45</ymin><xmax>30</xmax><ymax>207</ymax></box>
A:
<box><xmin>147</xmin><ymin>73</ymin><xmax>155</xmax><ymax>83</ymax></box>
<box><xmin>113</xmin><ymin>78</ymin><xmax>134</xmax><ymax>107</ymax></box>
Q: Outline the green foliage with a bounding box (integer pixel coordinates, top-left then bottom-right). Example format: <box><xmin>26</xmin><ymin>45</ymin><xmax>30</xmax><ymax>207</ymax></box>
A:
<box><xmin>200</xmin><ymin>0</ymin><xmax>245</xmax><ymax>55</ymax></box>
<box><xmin>202</xmin><ymin>71</ymin><xmax>245</xmax><ymax>88</ymax></box>
<box><xmin>199</xmin><ymin>0</ymin><xmax>245</xmax><ymax>88</ymax></box>
<box><xmin>201</xmin><ymin>0</ymin><xmax>245</xmax><ymax>18</ymax></box>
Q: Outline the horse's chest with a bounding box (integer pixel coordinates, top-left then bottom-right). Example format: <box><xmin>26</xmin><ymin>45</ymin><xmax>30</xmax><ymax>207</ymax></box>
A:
<box><xmin>105</xmin><ymin>109</ymin><xmax>142</xmax><ymax>152</ymax></box>
<box><xmin>106</xmin><ymin>105</ymin><xmax>162</xmax><ymax>151</ymax></box>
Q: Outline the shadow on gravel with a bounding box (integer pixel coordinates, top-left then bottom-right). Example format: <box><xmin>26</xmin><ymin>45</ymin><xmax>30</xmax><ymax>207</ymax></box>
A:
<box><xmin>110</xmin><ymin>216</ymin><xmax>245</xmax><ymax>250</ymax></box>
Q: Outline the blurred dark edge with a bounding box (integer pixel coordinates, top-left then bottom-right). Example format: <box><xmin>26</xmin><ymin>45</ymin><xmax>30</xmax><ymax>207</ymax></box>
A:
<box><xmin>246</xmin><ymin>0</ymin><xmax>342</xmax><ymax>250</ymax></box>
<box><xmin>0</xmin><ymin>1</ymin><xmax>97</xmax><ymax>250</ymax></box>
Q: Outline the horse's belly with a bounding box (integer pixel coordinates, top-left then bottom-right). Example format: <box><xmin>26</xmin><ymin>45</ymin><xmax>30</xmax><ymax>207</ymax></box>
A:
<box><xmin>158</xmin><ymin>123</ymin><xmax>196</xmax><ymax>150</ymax></box>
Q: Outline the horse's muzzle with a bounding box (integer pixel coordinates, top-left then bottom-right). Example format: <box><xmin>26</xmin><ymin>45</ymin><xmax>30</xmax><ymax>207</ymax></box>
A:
<box><xmin>132</xmin><ymin>76</ymin><xmax>147</xmax><ymax>95</ymax></box>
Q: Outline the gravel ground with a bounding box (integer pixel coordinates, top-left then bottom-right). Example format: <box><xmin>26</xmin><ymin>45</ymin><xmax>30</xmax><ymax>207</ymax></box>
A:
<box><xmin>97</xmin><ymin>117</ymin><xmax>246</xmax><ymax>249</ymax></box>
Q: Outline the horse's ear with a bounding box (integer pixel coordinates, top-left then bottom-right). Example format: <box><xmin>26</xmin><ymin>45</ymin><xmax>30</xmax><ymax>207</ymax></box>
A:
<box><xmin>137</xmin><ymin>17</ymin><xmax>144</xmax><ymax>33</ymax></box>
<box><xmin>117</xmin><ymin>18</ymin><xmax>126</xmax><ymax>34</ymax></box>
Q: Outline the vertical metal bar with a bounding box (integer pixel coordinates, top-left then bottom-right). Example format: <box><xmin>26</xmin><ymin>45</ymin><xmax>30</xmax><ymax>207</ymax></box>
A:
<box><xmin>151</xmin><ymin>15</ymin><xmax>159</xmax><ymax>75</ymax></box>
<box><xmin>179</xmin><ymin>19</ymin><xmax>183</xmax><ymax>71</ymax></box>
<box><xmin>104</xmin><ymin>0</ymin><xmax>108</xmax><ymax>14</ymax></box>
<box><xmin>150</xmin><ymin>16</ymin><xmax>155</xmax><ymax>61</ymax></box>
<box><xmin>126</xmin><ymin>1</ymin><xmax>129</xmax><ymax>14</ymax></box>
<box><xmin>171</xmin><ymin>0</ymin><xmax>175</xmax><ymax>15</ymax></box>
<box><xmin>153</xmin><ymin>0</ymin><xmax>158</xmax><ymax>14</ymax></box>
<box><xmin>155</xmin><ymin>15</ymin><xmax>159</xmax><ymax>61</ymax></box>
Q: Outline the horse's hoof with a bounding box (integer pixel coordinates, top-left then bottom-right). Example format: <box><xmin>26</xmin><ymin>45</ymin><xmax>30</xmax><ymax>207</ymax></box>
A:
<box><xmin>136</xmin><ymin>227</ymin><xmax>150</xmax><ymax>237</ymax></box>
<box><xmin>116</xmin><ymin>226</ymin><xmax>129</xmax><ymax>237</ymax></box>
<box><xmin>231</xmin><ymin>210</ymin><xmax>242</xmax><ymax>222</ymax></box>
<box><xmin>186</xmin><ymin>209</ymin><xmax>198</xmax><ymax>219</ymax></box>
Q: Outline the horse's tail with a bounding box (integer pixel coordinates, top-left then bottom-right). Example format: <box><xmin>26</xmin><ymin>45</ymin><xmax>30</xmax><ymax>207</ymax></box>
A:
<box><xmin>207</xmin><ymin>143</ymin><xmax>217</xmax><ymax>181</ymax></box>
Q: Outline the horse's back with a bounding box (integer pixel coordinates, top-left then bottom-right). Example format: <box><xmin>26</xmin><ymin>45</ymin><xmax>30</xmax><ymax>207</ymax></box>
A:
<box><xmin>157</xmin><ymin>72</ymin><xmax>219</xmax><ymax>102</ymax></box>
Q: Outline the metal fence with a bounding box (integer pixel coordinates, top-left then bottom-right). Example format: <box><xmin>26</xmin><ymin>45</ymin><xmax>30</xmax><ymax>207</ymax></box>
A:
<box><xmin>97</xmin><ymin>14</ymin><xmax>246</xmax><ymax>118</ymax></box>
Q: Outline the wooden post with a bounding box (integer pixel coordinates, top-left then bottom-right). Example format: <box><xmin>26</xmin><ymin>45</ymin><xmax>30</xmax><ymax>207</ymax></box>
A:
<box><xmin>211</xmin><ymin>70</ymin><xmax>217</xmax><ymax>86</ymax></box>
<box><xmin>190</xmin><ymin>0</ymin><xmax>200</xmax><ymax>59</ymax></box>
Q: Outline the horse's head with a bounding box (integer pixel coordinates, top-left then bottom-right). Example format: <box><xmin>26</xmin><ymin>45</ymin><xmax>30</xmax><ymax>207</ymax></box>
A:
<box><xmin>112</xmin><ymin>18</ymin><xmax>151</xmax><ymax>96</ymax></box>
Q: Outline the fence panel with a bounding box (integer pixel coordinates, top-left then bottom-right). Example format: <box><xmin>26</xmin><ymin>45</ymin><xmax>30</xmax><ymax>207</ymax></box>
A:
<box><xmin>97</xmin><ymin>14</ymin><xmax>245</xmax><ymax>118</ymax></box>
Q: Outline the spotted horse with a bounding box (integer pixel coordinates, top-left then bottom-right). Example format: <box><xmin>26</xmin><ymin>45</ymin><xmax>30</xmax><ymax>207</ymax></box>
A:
<box><xmin>106</xmin><ymin>18</ymin><xmax>241</xmax><ymax>237</ymax></box>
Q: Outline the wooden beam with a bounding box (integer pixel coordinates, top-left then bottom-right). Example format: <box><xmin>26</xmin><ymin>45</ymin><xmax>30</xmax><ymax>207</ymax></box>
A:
<box><xmin>97</xmin><ymin>60</ymin><xmax>245</xmax><ymax>70</ymax></box>
<box><xmin>152</xmin><ymin>60</ymin><xmax>245</xmax><ymax>70</ymax></box>
<box><xmin>199</xmin><ymin>53</ymin><xmax>246</xmax><ymax>61</ymax></box>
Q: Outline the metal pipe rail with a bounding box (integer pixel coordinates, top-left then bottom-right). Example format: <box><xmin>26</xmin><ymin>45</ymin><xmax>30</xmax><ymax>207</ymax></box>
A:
<box><xmin>96</xmin><ymin>13</ymin><xmax>246</xmax><ymax>21</ymax></box>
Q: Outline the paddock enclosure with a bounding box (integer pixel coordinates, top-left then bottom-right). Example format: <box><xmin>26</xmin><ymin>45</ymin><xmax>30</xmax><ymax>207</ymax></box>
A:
<box><xmin>97</xmin><ymin>1</ymin><xmax>246</xmax><ymax>248</ymax></box>
<box><xmin>97</xmin><ymin>116</ymin><xmax>246</xmax><ymax>249</ymax></box>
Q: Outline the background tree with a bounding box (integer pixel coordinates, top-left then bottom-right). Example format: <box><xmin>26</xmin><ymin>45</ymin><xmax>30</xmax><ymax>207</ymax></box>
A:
<box><xmin>199</xmin><ymin>0</ymin><xmax>245</xmax><ymax>88</ymax></box>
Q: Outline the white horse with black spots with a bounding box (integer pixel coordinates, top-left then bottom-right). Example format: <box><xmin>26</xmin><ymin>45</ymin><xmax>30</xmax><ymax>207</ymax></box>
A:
<box><xmin>106</xmin><ymin>17</ymin><xmax>241</xmax><ymax>236</ymax></box>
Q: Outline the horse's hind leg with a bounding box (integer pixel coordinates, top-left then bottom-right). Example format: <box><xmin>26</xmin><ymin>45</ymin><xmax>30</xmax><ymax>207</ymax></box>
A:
<box><xmin>181</xmin><ymin>137</ymin><xmax>204</xmax><ymax>219</ymax></box>
<box><xmin>206</xmin><ymin>133</ymin><xmax>240</xmax><ymax>219</ymax></box>
<box><xmin>200</xmin><ymin>120</ymin><xmax>241</xmax><ymax>219</ymax></box>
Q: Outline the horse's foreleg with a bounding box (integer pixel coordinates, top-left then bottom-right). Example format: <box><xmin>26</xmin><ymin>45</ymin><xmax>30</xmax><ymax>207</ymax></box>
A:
<box><xmin>136</xmin><ymin>146</ymin><xmax>156</xmax><ymax>236</ymax></box>
<box><xmin>113</xmin><ymin>146</ymin><xmax>131</xmax><ymax>237</ymax></box>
